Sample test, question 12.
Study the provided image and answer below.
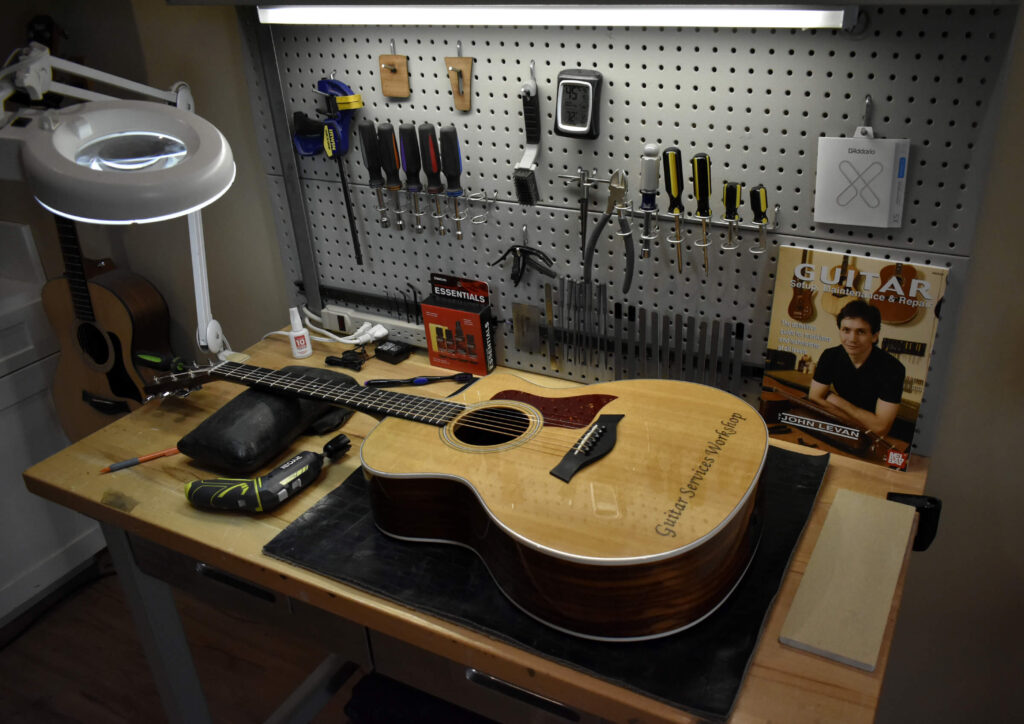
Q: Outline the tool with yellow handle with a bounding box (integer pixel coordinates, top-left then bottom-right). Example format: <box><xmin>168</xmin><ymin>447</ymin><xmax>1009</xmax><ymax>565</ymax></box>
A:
<box><xmin>749</xmin><ymin>184</ymin><xmax>769</xmax><ymax>255</ymax></box>
<box><xmin>690</xmin><ymin>152</ymin><xmax>712</xmax><ymax>276</ymax></box>
<box><xmin>662</xmin><ymin>146</ymin><xmax>685</xmax><ymax>272</ymax></box>
<box><xmin>185</xmin><ymin>434</ymin><xmax>351</xmax><ymax>512</ymax></box>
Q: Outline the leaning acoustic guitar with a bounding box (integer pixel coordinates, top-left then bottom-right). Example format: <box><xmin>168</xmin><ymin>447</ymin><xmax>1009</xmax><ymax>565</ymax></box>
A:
<box><xmin>41</xmin><ymin>215</ymin><xmax>172</xmax><ymax>441</ymax></box>
<box><xmin>147</xmin><ymin>362</ymin><xmax>769</xmax><ymax>640</ymax></box>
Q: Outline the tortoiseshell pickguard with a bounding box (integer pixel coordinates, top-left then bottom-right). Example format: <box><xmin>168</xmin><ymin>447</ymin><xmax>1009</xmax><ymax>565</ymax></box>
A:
<box><xmin>490</xmin><ymin>390</ymin><xmax>617</xmax><ymax>429</ymax></box>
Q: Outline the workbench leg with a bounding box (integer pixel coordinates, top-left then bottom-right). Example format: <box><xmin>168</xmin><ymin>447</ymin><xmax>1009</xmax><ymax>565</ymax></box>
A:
<box><xmin>101</xmin><ymin>524</ymin><xmax>212</xmax><ymax>724</ymax></box>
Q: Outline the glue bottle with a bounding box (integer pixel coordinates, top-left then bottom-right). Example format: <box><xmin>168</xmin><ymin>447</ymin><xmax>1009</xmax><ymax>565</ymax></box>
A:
<box><xmin>288</xmin><ymin>307</ymin><xmax>312</xmax><ymax>359</ymax></box>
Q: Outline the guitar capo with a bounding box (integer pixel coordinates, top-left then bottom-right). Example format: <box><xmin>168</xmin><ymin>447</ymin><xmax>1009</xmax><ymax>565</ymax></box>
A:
<box><xmin>489</xmin><ymin>227</ymin><xmax>557</xmax><ymax>286</ymax></box>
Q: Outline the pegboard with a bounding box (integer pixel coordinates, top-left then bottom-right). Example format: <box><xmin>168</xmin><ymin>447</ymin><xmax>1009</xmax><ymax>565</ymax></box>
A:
<box><xmin>237</xmin><ymin>5</ymin><xmax>1015</xmax><ymax>456</ymax></box>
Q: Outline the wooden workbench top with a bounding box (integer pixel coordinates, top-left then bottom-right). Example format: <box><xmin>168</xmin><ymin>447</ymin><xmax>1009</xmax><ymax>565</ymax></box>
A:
<box><xmin>23</xmin><ymin>337</ymin><xmax>928</xmax><ymax>724</ymax></box>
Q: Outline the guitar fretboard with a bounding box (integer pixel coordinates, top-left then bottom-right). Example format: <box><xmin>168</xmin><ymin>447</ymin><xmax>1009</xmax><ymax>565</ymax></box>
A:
<box><xmin>54</xmin><ymin>215</ymin><xmax>95</xmax><ymax>322</ymax></box>
<box><xmin>215</xmin><ymin>362</ymin><xmax>466</xmax><ymax>426</ymax></box>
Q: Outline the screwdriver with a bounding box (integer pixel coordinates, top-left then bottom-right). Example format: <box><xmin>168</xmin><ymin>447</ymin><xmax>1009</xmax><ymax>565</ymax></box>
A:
<box><xmin>638</xmin><ymin>143</ymin><xmax>660</xmax><ymax>259</ymax></box>
<box><xmin>418</xmin><ymin>122</ymin><xmax>446</xmax><ymax>235</ymax></box>
<box><xmin>399</xmin><ymin>122</ymin><xmax>425</xmax><ymax>233</ymax></box>
<box><xmin>378</xmin><ymin>122</ymin><xmax>405</xmax><ymax>230</ymax></box>
<box><xmin>439</xmin><ymin>124</ymin><xmax>465</xmax><ymax>241</ymax></box>
<box><xmin>662</xmin><ymin>146</ymin><xmax>685</xmax><ymax>272</ymax></box>
<box><xmin>691</xmin><ymin>152</ymin><xmax>712</xmax><ymax>276</ymax></box>
<box><xmin>722</xmin><ymin>180</ymin><xmax>743</xmax><ymax>250</ymax></box>
<box><xmin>357</xmin><ymin>120</ymin><xmax>390</xmax><ymax>228</ymax></box>
<box><xmin>749</xmin><ymin>184</ymin><xmax>769</xmax><ymax>255</ymax></box>
<box><xmin>185</xmin><ymin>434</ymin><xmax>351</xmax><ymax>513</ymax></box>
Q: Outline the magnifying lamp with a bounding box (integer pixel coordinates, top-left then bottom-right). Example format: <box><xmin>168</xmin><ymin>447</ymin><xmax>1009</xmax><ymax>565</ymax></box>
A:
<box><xmin>0</xmin><ymin>42</ymin><xmax>236</xmax><ymax>356</ymax></box>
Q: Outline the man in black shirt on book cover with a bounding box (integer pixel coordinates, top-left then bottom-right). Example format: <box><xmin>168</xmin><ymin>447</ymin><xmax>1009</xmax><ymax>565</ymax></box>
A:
<box><xmin>809</xmin><ymin>300</ymin><xmax>905</xmax><ymax>437</ymax></box>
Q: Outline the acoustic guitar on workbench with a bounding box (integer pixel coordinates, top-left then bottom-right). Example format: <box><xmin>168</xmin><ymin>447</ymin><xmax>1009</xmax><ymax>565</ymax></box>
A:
<box><xmin>145</xmin><ymin>361</ymin><xmax>769</xmax><ymax>641</ymax></box>
<box><xmin>41</xmin><ymin>215</ymin><xmax>172</xmax><ymax>441</ymax></box>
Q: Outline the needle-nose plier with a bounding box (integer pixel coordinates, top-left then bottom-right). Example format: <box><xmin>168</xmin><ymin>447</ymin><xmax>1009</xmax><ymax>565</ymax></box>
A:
<box><xmin>583</xmin><ymin>169</ymin><xmax>634</xmax><ymax>293</ymax></box>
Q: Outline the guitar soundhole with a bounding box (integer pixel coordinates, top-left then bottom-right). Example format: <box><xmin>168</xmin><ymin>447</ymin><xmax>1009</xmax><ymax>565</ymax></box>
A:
<box><xmin>77</xmin><ymin>322</ymin><xmax>110</xmax><ymax>366</ymax></box>
<box><xmin>452</xmin><ymin>406</ymin><xmax>530</xmax><ymax>447</ymax></box>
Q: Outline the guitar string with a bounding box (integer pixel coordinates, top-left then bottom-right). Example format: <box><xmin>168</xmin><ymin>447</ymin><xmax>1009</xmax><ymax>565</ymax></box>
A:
<box><xmin>217</xmin><ymin>368</ymin><xmax>597</xmax><ymax>434</ymax></box>
<box><xmin>156</xmin><ymin>366</ymin><xmax>611</xmax><ymax>442</ymax></box>
<box><xmin>157</xmin><ymin>368</ymin><xmax>597</xmax><ymax>451</ymax></box>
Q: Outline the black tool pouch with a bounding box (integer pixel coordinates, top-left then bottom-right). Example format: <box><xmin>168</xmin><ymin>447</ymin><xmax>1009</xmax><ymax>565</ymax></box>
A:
<box><xmin>177</xmin><ymin>365</ymin><xmax>356</xmax><ymax>474</ymax></box>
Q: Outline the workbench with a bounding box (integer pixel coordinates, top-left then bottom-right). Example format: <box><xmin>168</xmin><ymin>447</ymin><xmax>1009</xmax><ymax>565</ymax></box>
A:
<box><xmin>23</xmin><ymin>337</ymin><xmax>928</xmax><ymax>723</ymax></box>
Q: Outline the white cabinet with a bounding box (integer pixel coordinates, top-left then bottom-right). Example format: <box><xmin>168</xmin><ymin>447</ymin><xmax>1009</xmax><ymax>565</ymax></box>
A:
<box><xmin>0</xmin><ymin>221</ymin><xmax>104</xmax><ymax>625</ymax></box>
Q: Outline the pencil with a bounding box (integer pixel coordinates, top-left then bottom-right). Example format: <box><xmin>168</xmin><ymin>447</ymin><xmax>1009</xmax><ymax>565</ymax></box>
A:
<box><xmin>100</xmin><ymin>447</ymin><xmax>180</xmax><ymax>474</ymax></box>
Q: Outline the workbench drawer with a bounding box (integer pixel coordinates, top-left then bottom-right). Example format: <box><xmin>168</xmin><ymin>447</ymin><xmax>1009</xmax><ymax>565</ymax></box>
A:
<box><xmin>369</xmin><ymin>631</ymin><xmax>610</xmax><ymax>724</ymax></box>
<box><xmin>129</xmin><ymin>535</ymin><xmax>371</xmax><ymax>669</ymax></box>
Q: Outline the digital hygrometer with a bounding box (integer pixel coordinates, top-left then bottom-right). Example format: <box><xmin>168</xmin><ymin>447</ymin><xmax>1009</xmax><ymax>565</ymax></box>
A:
<box><xmin>554</xmin><ymin>69</ymin><xmax>602</xmax><ymax>139</ymax></box>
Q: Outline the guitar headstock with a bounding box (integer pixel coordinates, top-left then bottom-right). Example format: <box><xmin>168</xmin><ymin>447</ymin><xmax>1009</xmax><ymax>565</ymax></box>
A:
<box><xmin>143</xmin><ymin>365</ymin><xmax>219</xmax><ymax>401</ymax></box>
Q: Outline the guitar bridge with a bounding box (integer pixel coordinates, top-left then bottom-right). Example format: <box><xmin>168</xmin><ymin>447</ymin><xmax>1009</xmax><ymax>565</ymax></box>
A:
<box><xmin>549</xmin><ymin>414</ymin><xmax>624</xmax><ymax>483</ymax></box>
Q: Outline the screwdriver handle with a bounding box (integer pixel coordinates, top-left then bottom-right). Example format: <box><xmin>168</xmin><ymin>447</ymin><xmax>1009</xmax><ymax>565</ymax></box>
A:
<box><xmin>691</xmin><ymin>152</ymin><xmax>712</xmax><ymax>217</ymax></box>
<box><xmin>639</xmin><ymin>143</ymin><xmax>660</xmax><ymax>211</ymax></box>
<box><xmin>722</xmin><ymin>181</ymin><xmax>743</xmax><ymax>220</ymax></box>
<box><xmin>418</xmin><ymin>123</ymin><xmax>444</xmax><ymax>194</ymax></box>
<box><xmin>749</xmin><ymin>184</ymin><xmax>769</xmax><ymax>224</ymax></box>
<box><xmin>439</xmin><ymin>124</ymin><xmax>463</xmax><ymax>197</ymax></box>
<box><xmin>378</xmin><ymin>123</ymin><xmax>402</xmax><ymax>190</ymax></box>
<box><xmin>357</xmin><ymin>120</ymin><xmax>384</xmax><ymax>188</ymax></box>
<box><xmin>662</xmin><ymin>146</ymin><xmax>684</xmax><ymax>214</ymax></box>
<box><xmin>399</xmin><ymin>122</ymin><xmax>422</xmax><ymax>192</ymax></box>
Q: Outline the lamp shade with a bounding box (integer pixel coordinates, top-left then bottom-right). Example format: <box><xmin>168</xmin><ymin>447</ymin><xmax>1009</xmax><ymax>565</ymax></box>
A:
<box><xmin>19</xmin><ymin>100</ymin><xmax>235</xmax><ymax>224</ymax></box>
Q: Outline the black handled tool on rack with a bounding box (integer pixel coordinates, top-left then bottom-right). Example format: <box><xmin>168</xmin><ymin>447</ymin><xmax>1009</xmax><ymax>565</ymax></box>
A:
<box><xmin>358</xmin><ymin>119</ymin><xmax>390</xmax><ymax>228</ymax></box>
<box><xmin>722</xmin><ymin>180</ymin><xmax>743</xmax><ymax>250</ymax></box>
<box><xmin>399</xmin><ymin>123</ymin><xmax>425</xmax><ymax>233</ymax></box>
<box><xmin>638</xmin><ymin>143</ymin><xmax>660</xmax><ymax>259</ymax></box>
<box><xmin>691</xmin><ymin>152</ymin><xmax>712</xmax><ymax>276</ymax></box>
<box><xmin>378</xmin><ymin>122</ymin><xmax>405</xmax><ymax>230</ymax></box>
<box><xmin>418</xmin><ymin>122</ymin><xmax>446</xmax><ymax>235</ymax></box>
<box><xmin>583</xmin><ymin>169</ymin><xmax>634</xmax><ymax>293</ymax></box>
<box><xmin>513</xmin><ymin>61</ymin><xmax>541</xmax><ymax>205</ymax></box>
<box><xmin>439</xmin><ymin>124</ymin><xmax>465</xmax><ymax>241</ymax></box>
<box><xmin>749</xmin><ymin>184</ymin><xmax>769</xmax><ymax>255</ymax></box>
<box><xmin>663</xmin><ymin>146</ymin><xmax>685</xmax><ymax>273</ymax></box>
<box><xmin>185</xmin><ymin>434</ymin><xmax>351</xmax><ymax>513</ymax></box>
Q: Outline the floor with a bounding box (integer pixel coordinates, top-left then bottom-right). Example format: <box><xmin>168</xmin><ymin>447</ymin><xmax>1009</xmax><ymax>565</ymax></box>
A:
<box><xmin>0</xmin><ymin>554</ymin><xmax>359</xmax><ymax>723</ymax></box>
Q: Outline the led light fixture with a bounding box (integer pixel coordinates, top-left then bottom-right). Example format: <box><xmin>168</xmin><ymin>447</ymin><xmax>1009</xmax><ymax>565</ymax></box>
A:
<box><xmin>256</xmin><ymin>4</ymin><xmax>855</xmax><ymax>30</ymax></box>
<box><xmin>1</xmin><ymin>43</ymin><xmax>236</xmax><ymax>356</ymax></box>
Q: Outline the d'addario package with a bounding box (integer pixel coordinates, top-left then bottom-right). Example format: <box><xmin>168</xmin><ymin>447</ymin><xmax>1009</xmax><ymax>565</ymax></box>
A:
<box><xmin>814</xmin><ymin>136</ymin><xmax>910</xmax><ymax>228</ymax></box>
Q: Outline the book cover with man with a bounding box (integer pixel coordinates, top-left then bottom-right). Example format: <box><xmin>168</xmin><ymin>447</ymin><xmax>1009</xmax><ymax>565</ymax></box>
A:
<box><xmin>760</xmin><ymin>247</ymin><xmax>948</xmax><ymax>470</ymax></box>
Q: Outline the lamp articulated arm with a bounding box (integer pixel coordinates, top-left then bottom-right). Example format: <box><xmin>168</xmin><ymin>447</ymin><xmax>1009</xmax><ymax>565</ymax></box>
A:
<box><xmin>2</xmin><ymin>42</ymin><xmax>229</xmax><ymax>357</ymax></box>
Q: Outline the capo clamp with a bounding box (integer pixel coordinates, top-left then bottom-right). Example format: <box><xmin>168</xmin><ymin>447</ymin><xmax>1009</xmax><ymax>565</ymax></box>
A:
<box><xmin>490</xmin><ymin>228</ymin><xmax>557</xmax><ymax>286</ymax></box>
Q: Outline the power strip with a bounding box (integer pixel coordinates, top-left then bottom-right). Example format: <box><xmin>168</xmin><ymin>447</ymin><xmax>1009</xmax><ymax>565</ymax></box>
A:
<box><xmin>320</xmin><ymin>304</ymin><xmax>426</xmax><ymax>348</ymax></box>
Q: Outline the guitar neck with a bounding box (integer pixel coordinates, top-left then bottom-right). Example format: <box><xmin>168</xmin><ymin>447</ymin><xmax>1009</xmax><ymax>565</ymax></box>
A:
<box><xmin>54</xmin><ymin>215</ymin><xmax>95</xmax><ymax>322</ymax></box>
<box><xmin>213</xmin><ymin>362</ymin><xmax>466</xmax><ymax>426</ymax></box>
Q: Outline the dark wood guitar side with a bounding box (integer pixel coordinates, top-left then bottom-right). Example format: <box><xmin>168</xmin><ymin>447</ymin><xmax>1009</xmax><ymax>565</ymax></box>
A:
<box><xmin>874</xmin><ymin>263</ymin><xmax>919</xmax><ymax>324</ymax></box>
<box><xmin>146</xmin><ymin>363</ymin><xmax>770</xmax><ymax>641</ymax></box>
<box><xmin>787</xmin><ymin>248</ymin><xmax>816</xmax><ymax>322</ymax></box>
<box><xmin>41</xmin><ymin>215</ymin><xmax>171</xmax><ymax>441</ymax></box>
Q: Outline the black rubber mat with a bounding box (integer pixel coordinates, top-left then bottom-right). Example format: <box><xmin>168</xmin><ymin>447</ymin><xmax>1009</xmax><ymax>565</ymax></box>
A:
<box><xmin>264</xmin><ymin>446</ymin><xmax>829</xmax><ymax>721</ymax></box>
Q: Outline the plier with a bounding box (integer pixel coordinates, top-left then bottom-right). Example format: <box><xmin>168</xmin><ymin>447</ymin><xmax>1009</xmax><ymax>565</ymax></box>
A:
<box><xmin>583</xmin><ymin>169</ymin><xmax>635</xmax><ymax>293</ymax></box>
<box><xmin>490</xmin><ymin>238</ymin><xmax>557</xmax><ymax>286</ymax></box>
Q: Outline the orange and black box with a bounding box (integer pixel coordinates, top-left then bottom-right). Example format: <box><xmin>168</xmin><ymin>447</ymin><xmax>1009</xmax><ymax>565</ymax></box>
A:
<box><xmin>421</xmin><ymin>273</ymin><xmax>495</xmax><ymax>375</ymax></box>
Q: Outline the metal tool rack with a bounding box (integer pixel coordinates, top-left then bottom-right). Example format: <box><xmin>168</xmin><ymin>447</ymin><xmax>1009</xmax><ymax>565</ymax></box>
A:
<box><xmin>236</xmin><ymin>4</ymin><xmax>1016</xmax><ymax>456</ymax></box>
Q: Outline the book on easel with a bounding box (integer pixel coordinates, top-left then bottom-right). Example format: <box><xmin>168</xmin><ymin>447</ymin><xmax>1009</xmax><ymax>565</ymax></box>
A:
<box><xmin>760</xmin><ymin>247</ymin><xmax>948</xmax><ymax>470</ymax></box>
